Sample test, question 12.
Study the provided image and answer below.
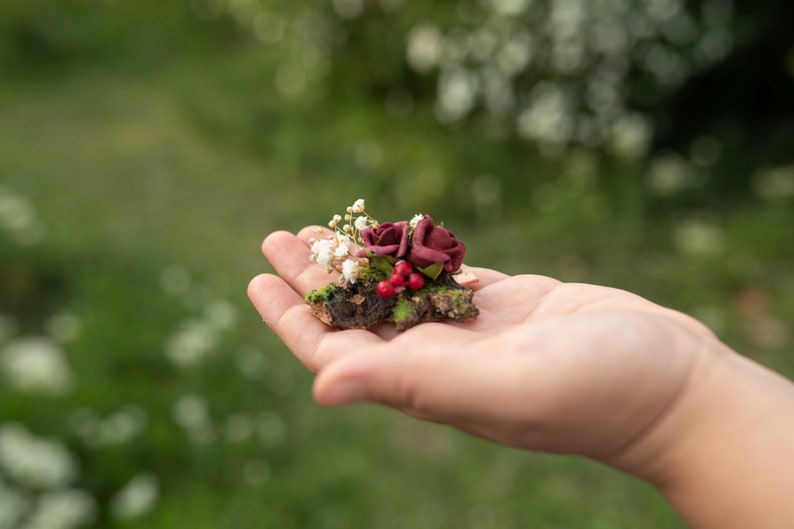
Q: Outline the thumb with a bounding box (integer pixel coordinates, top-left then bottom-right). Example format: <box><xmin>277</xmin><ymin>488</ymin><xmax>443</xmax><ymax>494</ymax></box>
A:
<box><xmin>312</xmin><ymin>345</ymin><xmax>544</xmax><ymax>426</ymax></box>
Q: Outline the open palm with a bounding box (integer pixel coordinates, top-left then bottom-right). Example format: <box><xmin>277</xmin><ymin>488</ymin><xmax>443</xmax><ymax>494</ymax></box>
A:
<box><xmin>248</xmin><ymin>227</ymin><xmax>722</xmax><ymax>475</ymax></box>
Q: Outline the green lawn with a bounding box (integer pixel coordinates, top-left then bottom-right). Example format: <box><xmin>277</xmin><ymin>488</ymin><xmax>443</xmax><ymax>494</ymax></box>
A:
<box><xmin>1</xmin><ymin>17</ymin><xmax>792</xmax><ymax>528</ymax></box>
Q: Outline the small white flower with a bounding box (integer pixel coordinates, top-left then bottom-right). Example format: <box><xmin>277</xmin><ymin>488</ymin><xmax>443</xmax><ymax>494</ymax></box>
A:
<box><xmin>351</xmin><ymin>199</ymin><xmax>366</xmax><ymax>213</ymax></box>
<box><xmin>410</xmin><ymin>214</ymin><xmax>425</xmax><ymax>228</ymax></box>
<box><xmin>354</xmin><ymin>216</ymin><xmax>370</xmax><ymax>231</ymax></box>
<box><xmin>333</xmin><ymin>235</ymin><xmax>350</xmax><ymax>258</ymax></box>
<box><xmin>310</xmin><ymin>239</ymin><xmax>334</xmax><ymax>267</ymax></box>
<box><xmin>341</xmin><ymin>260</ymin><xmax>360</xmax><ymax>284</ymax></box>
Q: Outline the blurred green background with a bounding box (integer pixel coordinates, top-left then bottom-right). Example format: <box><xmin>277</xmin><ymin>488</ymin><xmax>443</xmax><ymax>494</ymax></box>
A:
<box><xmin>1</xmin><ymin>0</ymin><xmax>792</xmax><ymax>527</ymax></box>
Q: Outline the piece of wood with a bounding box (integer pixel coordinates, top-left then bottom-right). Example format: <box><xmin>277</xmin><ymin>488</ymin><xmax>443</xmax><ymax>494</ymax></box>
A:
<box><xmin>306</xmin><ymin>275</ymin><xmax>479</xmax><ymax>333</ymax></box>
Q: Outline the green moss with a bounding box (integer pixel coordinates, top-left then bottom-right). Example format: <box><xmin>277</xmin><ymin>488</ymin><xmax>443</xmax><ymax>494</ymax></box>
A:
<box><xmin>304</xmin><ymin>282</ymin><xmax>341</xmax><ymax>305</ymax></box>
<box><xmin>357</xmin><ymin>264</ymin><xmax>387</xmax><ymax>282</ymax></box>
<box><xmin>391</xmin><ymin>296</ymin><xmax>416</xmax><ymax>325</ymax></box>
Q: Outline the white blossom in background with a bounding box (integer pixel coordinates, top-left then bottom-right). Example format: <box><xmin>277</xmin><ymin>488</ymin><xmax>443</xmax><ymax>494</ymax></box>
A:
<box><xmin>646</xmin><ymin>152</ymin><xmax>696</xmax><ymax>195</ymax></box>
<box><xmin>517</xmin><ymin>82</ymin><xmax>575</xmax><ymax>156</ymax></box>
<box><xmin>435</xmin><ymin>68</ymin><xmax>479</xmax><ymax>123</ymax></box>
<box><xmin>0</xmin><ymin>185</ymin><xmax>45</xmax><ymax>246</ymax></box>
<box><xmin>164</xmin><ymin>318</ymin><xmax>218</xmax><ymax>368</ymax></box>
<box><xmin>202</xmin><ymin>298</ymin><xmax>238</xmax><ymax>331</ymax></box>
<box><xmin>401</xmin><ymin>0</ymin><xmax>735</xmax><ymax>158</ymax></box>
<box><xmin>0</xmin><ymin>424</ymin><xmax>78</xmax><ymax>489</ymax></box>
<box><xmin>332</xmin><ymin>0</ymin><xmax>364</xmax><ymax>19</ymax></box>
<box><xmin>20</xmin><ymin>489</ymin><xmax>96</xmax><ymax>529</ymax></box>
<box><xmin>69</xmin><ymin>406</ymin><xmax>148</xmax><ymax>447</ymax></box>
<box><xmin>110</xmin><ymin>473</ymin><xmax>159</xmax><ymax>520</ymax></box>
<box><xmin>0</xmin><ymin>478</ymin><xmax>28</xmax><ymax>529</ymax></box>
<box><xmin>673</xmin><ymin>218</ymin><xmax>724</xmax><ymax>256</ymax></box>
<box><xmin>752</xmin><ymin>164</ymin><xmax>794</xmax><ymax>201</ymax></box>
<box><xmin>491</xmin><ymin>0</ymin><xmax>531</xmax><ymax>16</ymax></box>
<box><xmin>608</xmin><ymin>113</ymin><xmax>654</xmax><ymax>160</ymax></box>
<box><xmin>407</xmin><ymin>24</ymin><xmax>442</xmax><ymax>72</ymax></box>
<box><xmin>172</xmin><ymin>394</ymin><xmax>216</xmax><ymax>444</ymax></box>
<box><xmin>0</xmin><ymin>337</ymin><xmax>73</xmax><ymax>395</ymax></box>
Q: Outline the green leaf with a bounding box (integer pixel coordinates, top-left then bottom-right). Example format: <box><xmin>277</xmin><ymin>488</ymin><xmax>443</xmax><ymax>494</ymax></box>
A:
<box><xmin>417</xmin><ymin>262</ymin><xmax>444</xmax><ymax>280</ymax></box>
<box><xmin>368</xmin><ymin>254</ymin><xmax>396</xmax><ymax>275</ymax></box>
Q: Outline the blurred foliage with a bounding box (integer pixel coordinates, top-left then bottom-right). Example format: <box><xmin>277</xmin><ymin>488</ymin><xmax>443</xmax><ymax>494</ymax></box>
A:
<box><xmin>0</xmin><ymin>0</ymin><xmax>792</xmax><ymax>528</ymax></box>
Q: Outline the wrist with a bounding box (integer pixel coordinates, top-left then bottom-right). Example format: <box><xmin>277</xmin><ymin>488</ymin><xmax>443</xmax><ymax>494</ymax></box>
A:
<box><xmin>622</xmin><ymin>343</ymin><xmax>794</xmax><ymax>528</ymax></box>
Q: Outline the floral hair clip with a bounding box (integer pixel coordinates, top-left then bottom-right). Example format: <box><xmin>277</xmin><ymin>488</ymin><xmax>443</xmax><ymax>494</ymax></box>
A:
<box><xmin>305</xmin><ymin>199</ymin><xmax>479</xmax><ymax>333</ymax></box>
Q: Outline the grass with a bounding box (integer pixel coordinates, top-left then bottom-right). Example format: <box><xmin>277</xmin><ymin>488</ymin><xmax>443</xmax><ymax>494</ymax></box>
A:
<box><xmin>1</xmin><ymin>19</ymin><xmax>792</xmax><ymax>529</ymax></box>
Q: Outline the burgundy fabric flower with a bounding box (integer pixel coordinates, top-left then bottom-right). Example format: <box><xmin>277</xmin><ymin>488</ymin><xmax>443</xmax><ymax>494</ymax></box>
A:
<box><xmin>407</xmin><ymin>215</ymin><xmax>465</xmax><ymax>274</ymax></box>
<box><xmin>357</xmin><ymin>221</ymin><xmax>410</xmax><ymax>259</ymax></box>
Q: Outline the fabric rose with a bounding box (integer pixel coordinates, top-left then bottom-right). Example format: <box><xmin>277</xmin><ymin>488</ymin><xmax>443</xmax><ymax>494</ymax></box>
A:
<box><xmin>407</xmin><ymin>215</ymin><xmax>465</xmax><ymax>274</ymax></box>
<box><xmin>357</xmin><ymin>221</ymin><xmax>410</xmax><ymax>259</ymax></box>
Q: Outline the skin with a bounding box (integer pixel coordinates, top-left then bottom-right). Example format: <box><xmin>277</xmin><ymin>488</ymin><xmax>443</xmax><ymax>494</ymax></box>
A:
<box><xmin>248</xmin><ymin>226</ymin><xmax>794</xmax><ymax>529</ymax></box>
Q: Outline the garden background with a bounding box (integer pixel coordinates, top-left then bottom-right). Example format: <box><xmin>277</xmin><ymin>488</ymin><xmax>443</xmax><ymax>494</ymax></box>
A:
<box><xmin>1</xmin><ymin>1</ymin><xmax>792</xmax><ymax>527</ymax></box>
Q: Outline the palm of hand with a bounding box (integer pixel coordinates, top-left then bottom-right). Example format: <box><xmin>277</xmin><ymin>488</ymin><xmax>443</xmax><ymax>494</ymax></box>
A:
<box><xmin>249</xmin><ymin>228</ymin><xmax>716</xmax><ymax>470</ymax></box>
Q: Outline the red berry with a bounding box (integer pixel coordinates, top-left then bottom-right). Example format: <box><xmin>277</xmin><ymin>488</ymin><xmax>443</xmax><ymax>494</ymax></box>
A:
<box><xmin>406</xmin><ymin>272</ymin><xmax>425</xmax><ymax>290</ymax></box>
<box><xmin>389</xmin><ymin>272</ymin><xmax>405</xmax><ymax>287</ymax></box>
<box><xmin>376</xmin><ymin>280</ymin><xmax>396</xmax><ymax>298</ymax></box>
<box><xmin>393</xmin><ymin>260</ymin><xmax>414</xmax><ymax>277</ymax></box>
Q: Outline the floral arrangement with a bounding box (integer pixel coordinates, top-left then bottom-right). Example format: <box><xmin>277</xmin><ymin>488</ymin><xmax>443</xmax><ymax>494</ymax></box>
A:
<box><xmin>305</xmin><ymin>199</ymin><xmax>478</xmax><ymax>332</ymax></box>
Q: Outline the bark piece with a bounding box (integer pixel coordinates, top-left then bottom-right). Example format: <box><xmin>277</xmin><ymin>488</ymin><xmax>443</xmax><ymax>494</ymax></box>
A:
<box><xmin>305</xmin><ymin>275</ymin><xmax>478</xmax><ymax>333</ymax></box>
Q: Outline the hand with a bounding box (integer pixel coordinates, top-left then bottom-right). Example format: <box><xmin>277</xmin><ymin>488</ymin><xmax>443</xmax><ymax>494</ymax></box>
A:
<box><xmin>247</xmin><ymin>227</ymin><xmax>721</xmax><ymax>475</ymax></box>
<box><xmin>249</xmin><ymin>227</ymin><xmax>794</xmax><ymax>528</ymax></box>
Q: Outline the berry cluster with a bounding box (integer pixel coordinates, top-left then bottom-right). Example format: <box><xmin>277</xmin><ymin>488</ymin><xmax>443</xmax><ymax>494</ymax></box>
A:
<box><xmin>376</xmin><ymin>260</ymin><xmax>425</xmax><ymax>298</ymax></box>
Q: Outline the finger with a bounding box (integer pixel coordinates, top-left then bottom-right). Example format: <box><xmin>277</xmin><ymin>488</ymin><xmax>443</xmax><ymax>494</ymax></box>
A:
<box><xmin>296</xmin><ymin>225</ymin><xmax>332</xmax><ymax>243</ymax></box>
<box><xmin>311</xmin><ymin>332</ymin><xmax>544</xmax><ymax>429</ymax></box>
<box><xmin>453</xmin><ymin>265</ymin><xmax>503</xmax><ymax>291</ymax></box>
<box><xmin>262</xmin><ymin>230</ymin><xmax>338</xmax><ymax>296</ymax></box>
<box><xmin>472</xmin><ymin>274</ymin><xmax>560</xmax><ymax>321</ymax></box>
<box><xmin>247</xmin><ymin>273</ymin><xmax>382</xmax><ymax>372</ymax></box>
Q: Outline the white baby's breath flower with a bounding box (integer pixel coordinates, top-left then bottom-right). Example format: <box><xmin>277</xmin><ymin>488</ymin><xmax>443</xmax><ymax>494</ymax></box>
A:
<box><xmin>310</xmin><ymin>239</ymin><xmax>334</xmax><ymax>267</ymax></box>
<box><xmin>328</xmin><ymin>214</ymin><xmax>342</xmax><ymax>229</ymax></box>
<box><xmin>341</xmin><ymin>260</ymin><xmax>360</xmax><ymax>284</ymax></box>
<box><xmin>354</xmin><ymin>216</ymin><xmax>370</xmax><ymax>231</ymax></box>
<box><xmin>351</xmin><ymin>199</ymin><xmax>366</xmax><ymax>213</ymax></box>
<box><xmin>410</xmin><ymin>214</ymin><xmax>425</xmax><ymax>228</ymax></box>
<box><xmin>333</xmin><ymin>239</ymin><xmax>350</xmax><ymax>258</ymax></box>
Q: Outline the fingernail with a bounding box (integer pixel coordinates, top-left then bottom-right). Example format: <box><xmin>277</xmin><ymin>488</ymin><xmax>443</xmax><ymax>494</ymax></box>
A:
<box><xmin>320</xmin><ymin>379</ymin><xmax>367</xmax><ymax>407</ymax></box>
